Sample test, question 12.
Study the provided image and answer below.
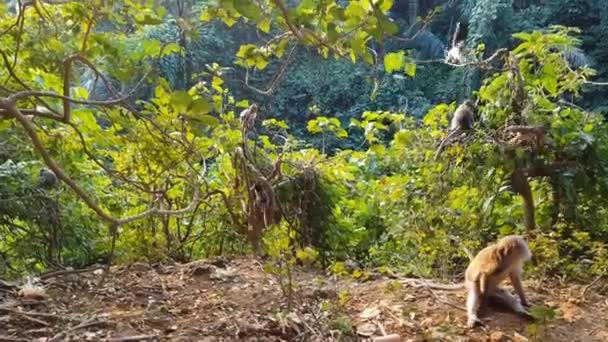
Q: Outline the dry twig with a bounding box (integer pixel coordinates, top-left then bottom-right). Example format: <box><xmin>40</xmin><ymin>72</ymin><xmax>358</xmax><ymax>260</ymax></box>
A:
<box><xmin>109</xmin><ymin>335</ymin><xmax>158</xmax><ymax>342</ymax></box>
<box><xmin>581</xmin><ymin>270</ymin><xmax>607</xmax><ymax>299</ymax></box>
<box><xmin>48</xmin><ymin>316</ymin><xmax>110</xmax><ymax>342</ymax></box>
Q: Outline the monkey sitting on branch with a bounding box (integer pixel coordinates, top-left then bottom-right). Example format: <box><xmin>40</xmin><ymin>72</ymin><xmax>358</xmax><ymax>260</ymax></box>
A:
<box><xmin>464</xmin><ymin>235</ymin><xmax>533</xmax><ymax>328</ymax></box>
<box><xmin>239</xmin><ymin>103</ymin><xmax>258</xmax><ymax>132</ymax></box>
<box><xmin>434</xmin><ymin>99</ymin><xmax>476</xmax><ymax>159</ymax></box>
<box><xmin>445</xmin><ymin>22</ymin><xmax>467</xmax><ymax>65</ymax></box>
<box><xmin>450</xmin><ymin>99</ymin><xmax>475</xmax><ymax>132</ymax></box>
<box><xmin>38</xmin><ymin>168</ymin><xmax>58</xmax><ymax>188</ymax></box>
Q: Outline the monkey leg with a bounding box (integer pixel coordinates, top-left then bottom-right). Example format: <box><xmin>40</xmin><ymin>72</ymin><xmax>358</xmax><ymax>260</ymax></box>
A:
<box><xmin>489</xmin><ymin>287</ymin><xmax>534</xmax><ymax>320</ymax></box>
<box><xmin>466</xmin><ymin>280</ymin><xmax>483</xmax><ymax>328</ymax></box>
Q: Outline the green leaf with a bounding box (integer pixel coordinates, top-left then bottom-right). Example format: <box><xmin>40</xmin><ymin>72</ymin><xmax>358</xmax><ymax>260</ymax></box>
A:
<box><xmin>307</xmin><ymin>119</ymin><xmax>321</xmax><ymax>134</ymax></box>
<box><xmin>171</xmin><ymin>91</ymin><xmax>192</xmax><ymax>113</ymax></box>
<box><xmin>262</xmin><ymin>118</ymin><xmax>288</xmax><ymax>129</ymax></box>
<box><xmin>258</xmin><ymin>18</ymin><xmax>271</xmax><ymax>33</ymax></box>
<box><xmin>255</xmin><ymin>57</ymin><xmax>269</xmax><ymax>70</ymax></box>
<box><xmin>234</xmin><ymin>0</ymin><xmax>261</xmax><ymax>21</ymax></box>
<box><xmin>404</xmin><ymin>62</ymin><xmax>416</xmax><ymax>77</ymax></box>
<box><xmin>512</xmin><ymin>42</ymin><xmax>531</xmax><ymax>55</ymax></box>
<box><xmin>212</xmin><ymin>77</ymin><xmax>224</xmax><ymax>93</ymax></box>
<box><xmin>190</xmin><ymin>98</ymin><xmax>212</xmax><ymax>114</ymax></box>
<box><xmin>512</xmin><ymin>32</ymin><xmax>532</xmax><ymax>42</ymax></box>
<box><xmin>384</xmin><ymin>51</ymin><xmax>404</xmax><ymax>73</ymax></box>
<box><xmin>297</xmin><ymin>0</ymin><xmax>316</xmax><ymax>13</ymax></box>
<box><xmin>73</xmin><ymin>87</ymin><xmax>89</xmax><ymax>100</ymax></box>
<box><xmin>162</xmin><ymin>43</ymin><xmax>180</xmax><ymax>56</ymax></box>
<box><xmin>134</xmin><ymin>9</ymin><xmax>163</xmax><ymax>25</ymax></box>
<box><xmin>378</xmin><ymin>0</ymin><xmax>394</xmax><ymax>12</ymax></box>
<box><xmin>368</xmin><ymin>144</ymin><xmax>385</xmax><ymax>156</ymax></box>
<box><xmin>196</xmin><ymin>114</ymin><xmax>220</xmax><ymax>127</ymax></box>
<box><xmin>236</xmin><ymin>100</ymin><xmax>250</xmax><ymax>108</ymax></box>
<box><xmin>583</xmin><ymin>123</ymin><xmax>593</xmax><ymax>133</ymax></box>
<box><xmin>200</xmin><ymin>9</ymin><xmax>213</xmax><ymax>22</ymax></box>
<box><xmin>541</xmin><ymin>63</ymin><xmax>558</xmax><ymax>95</ymax></box>
<box><xmin>142</xmin><ymin>39</ymin><xmax>161</xmax><ymax>57</ymax></box>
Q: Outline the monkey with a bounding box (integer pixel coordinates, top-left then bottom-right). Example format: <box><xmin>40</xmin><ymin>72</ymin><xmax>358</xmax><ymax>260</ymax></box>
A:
<box><xmin>38</xmin><ymin>168</ymin><xmax>58</xmax><ymax>188</ymax></box>
<box><xmin>432</xmin><ymin>99</ymin><xmax>476</xmax><ymax>160</ymax></box>
<box><xmin>465</xmin><ymin>235</ymin><xmax>532</xmax><ymax>328</ymax></box>
<box><xmin>449</xmin><ymin>99</ymin><xmax>475</xmax><ymax>131</ymax></box>
<box><xmin>239</xmin><ymin>103</ymin><xmax>258</xmax><ymax>132</ymax></box>
<box><xmin>446</xmin><ymin>41</ymin><xmax>465</xmax><ymax>64</ymax></box>
<box><xmin>505</xmin><ymin>125</ymin><xmax>547</xmax><ymax>152</ymax></box>
<box><xmin>445</xmin><ymin>22</ymin><xmax>467</xmax><ymax>64</ymax></box>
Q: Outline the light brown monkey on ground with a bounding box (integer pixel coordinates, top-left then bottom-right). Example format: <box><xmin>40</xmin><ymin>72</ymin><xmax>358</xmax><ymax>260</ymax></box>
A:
<box><xmin>449</xmin><ymin>100</ymin><xmax>475</xmax><ymax>131</ymax></box>
<box><xmin>465</xmin><ymin>235</ymin><xmax>532</xmax><ymax>328</ymax></box>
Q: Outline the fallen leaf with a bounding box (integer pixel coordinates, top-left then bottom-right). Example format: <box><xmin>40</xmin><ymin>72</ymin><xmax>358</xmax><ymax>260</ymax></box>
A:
<box><xmin>356</xmin><ymin>322</ymin><xmax>377</xmax><ymax>336</ymax></box>
<box><xmin>360</xmin><ymin>306</ymin><xmax>381</xmax><ymax>319</ymax></box>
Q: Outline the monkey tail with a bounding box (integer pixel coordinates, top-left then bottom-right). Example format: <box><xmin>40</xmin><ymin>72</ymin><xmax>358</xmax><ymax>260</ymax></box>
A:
<box><xmin>452</xmin><ymin>22</ymin><xmax>461</xmax><ymax>47</ymax></box>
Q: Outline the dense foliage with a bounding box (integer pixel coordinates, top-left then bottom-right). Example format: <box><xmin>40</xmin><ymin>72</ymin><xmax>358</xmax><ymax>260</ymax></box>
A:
<box><xmin>1</xmin><ymin>0</ymin><xmax>607</xmax><ymax>283</ymax></box>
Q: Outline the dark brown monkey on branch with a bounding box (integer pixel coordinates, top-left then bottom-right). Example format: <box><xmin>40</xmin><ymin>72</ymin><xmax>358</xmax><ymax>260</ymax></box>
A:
<box><xmin>434</xmin><ymin>99</ymin><xmax>477</xmax><ymax>159</ymax></box>
<box><xmin>38</xmin><ymin>168</ymin><xmax>58</xmax><ymax>188</ymax></box>
<box><xmin>450</xmin><ymin>99</ymin><xmax>475</xmax><ymax>131</ymax></box>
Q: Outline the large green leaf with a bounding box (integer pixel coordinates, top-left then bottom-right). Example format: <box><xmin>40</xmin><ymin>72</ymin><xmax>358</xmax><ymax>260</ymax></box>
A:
<box><xmin>234</xmin><ymin>0</ymin><xmax>261</xmax><ymax>21</ymax></box>
<box><xmin>190</xmin><ymin>98</ymin><xmax>212</xmax><ymax>114</ymax></box>
<box><xmin>384</xmin><ymin>52</ymin><xmax>404</xmax><ymax>73</ymax></box>
<box><xmin>171</xmin><ymin>91</ymin><xmax>192</xmax><ymax>113</ymax></box>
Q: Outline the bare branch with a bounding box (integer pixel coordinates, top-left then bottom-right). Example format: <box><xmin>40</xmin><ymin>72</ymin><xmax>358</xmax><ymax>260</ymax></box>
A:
<box><xmin>0</xmin><ymin>101</ymin><xmax>117</xmax><ymax>223</ymax></box>
<box><xmin>271</xmin><ymin>0</ymin><xmax>303</xmax><ymax>40</ymax></box>
<box><xmin>5</xmin><ymin>43</ymin><xmax>170</xmax><ymax>123</ymax></box>
<box><xmin>505</xmin><ymin>125</ymin><xmax>547</xmax><ymax>135</ymax></box>
<box><xmin>244</xmin><ymin>44</ymin><xmax>297</xmax><ymax>96</ymax></box>
<box><xmin>0</xmin><ymin>103</ymin><xmax>230</xmax><ymax>228</ymax></box>
<box><xmin>415</xmin><ymin>48</ymin><xmax>509</xmax><ymax>69</ymax></box>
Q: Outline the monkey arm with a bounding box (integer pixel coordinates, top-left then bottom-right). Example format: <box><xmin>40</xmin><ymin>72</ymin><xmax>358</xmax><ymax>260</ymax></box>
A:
<box><xmin>509</xmin><ymin>272</ymin><xmax>529</xmax><ymax>307</ymax></box>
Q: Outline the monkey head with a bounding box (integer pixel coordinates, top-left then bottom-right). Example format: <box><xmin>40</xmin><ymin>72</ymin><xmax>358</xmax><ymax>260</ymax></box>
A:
<box><xmin>461</xmin><ymin>99</ymin><xmax>475</xmax><ymax>111</ymax></box>
<box><xmin>38</xmin><ymin>168</ymin><xmax>57</xmax><ymax>188</ymax></box>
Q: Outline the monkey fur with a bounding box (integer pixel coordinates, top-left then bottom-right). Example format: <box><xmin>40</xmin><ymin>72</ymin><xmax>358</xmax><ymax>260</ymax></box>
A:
<box><xmin>445</xmin><ymin>22</ymin><xmax>467</xmax><ymax>64</ymax></box>
<box><xmin>450</xmin><ymin>100</ymin><xmax>475</xmax><ymax>131</ymax></box>
<box><xmin>239</xmin><ymin>104</ymin><xmax>258</xmax><ymax>131</ymax></box>
<box><xmin>38</xmin><ymin>168</ymin><xmax>58</xmax><ymax>188</ymax></box>
<box><xmin>465</xmin><ymin>235</ymin><xmax>532</xmax><ymax>328</ymax></box>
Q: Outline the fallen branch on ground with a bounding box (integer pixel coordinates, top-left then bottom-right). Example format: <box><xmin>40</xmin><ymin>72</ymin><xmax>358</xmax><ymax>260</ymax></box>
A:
<box><xmin>0</xmin><ymin>308</ymin><xmax>50</xmax><ymax>326</ymax></box>
<box><xmin>109</xmin><ymin>335</ymin><xmax>158</xmax><ymax>342</ymax></box>
<box><xmin>40</xmin><ymin>265</ymin><xmax>104</xmax><ymax>281</ymax></box>
<box><xmin>48</xmin><ymin>317</ymin><xmax>111</xmax><ymax>342</ymax></box>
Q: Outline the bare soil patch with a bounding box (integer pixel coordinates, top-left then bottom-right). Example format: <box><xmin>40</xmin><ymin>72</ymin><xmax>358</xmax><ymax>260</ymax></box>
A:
<box><xmin>1</xmin><ymin>257</ymin><xmax>606</xmax><ymax>341</ymax></box>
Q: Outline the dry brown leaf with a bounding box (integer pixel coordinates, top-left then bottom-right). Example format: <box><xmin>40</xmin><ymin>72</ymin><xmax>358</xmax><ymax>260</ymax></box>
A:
<box><xmin>356</xmin><ymin>322</ymin><xmax>377</xmax><ymax>336</ymax></box>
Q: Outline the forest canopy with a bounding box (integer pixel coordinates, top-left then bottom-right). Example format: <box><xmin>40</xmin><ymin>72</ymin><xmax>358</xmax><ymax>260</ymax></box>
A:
<box><xmin>1</xmin><ymin>0</ymin><xmax>608</xmax><ymax>287</ymax></box>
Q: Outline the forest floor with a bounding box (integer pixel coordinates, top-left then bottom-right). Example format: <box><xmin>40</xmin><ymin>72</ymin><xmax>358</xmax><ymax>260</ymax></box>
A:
<box><xmin>1</xmin><ymin>256</ymin><xmax>607</xmax><ymax>342</ymax></box>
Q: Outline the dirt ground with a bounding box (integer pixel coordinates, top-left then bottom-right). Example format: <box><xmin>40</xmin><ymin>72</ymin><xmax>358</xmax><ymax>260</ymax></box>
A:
<box><xmin>1</xmin><ymin>256</ymin><xmax>606</xmax><ymax>341</ymax></box>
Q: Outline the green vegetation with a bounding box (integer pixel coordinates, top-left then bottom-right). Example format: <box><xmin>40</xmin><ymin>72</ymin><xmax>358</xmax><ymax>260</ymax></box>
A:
<box><xmin>1</xmin><ymin>0</ymin><xmax>607</xmax><ymax>287</ymax></box>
